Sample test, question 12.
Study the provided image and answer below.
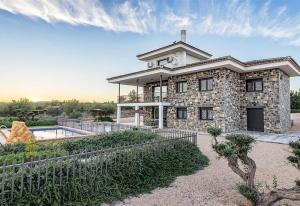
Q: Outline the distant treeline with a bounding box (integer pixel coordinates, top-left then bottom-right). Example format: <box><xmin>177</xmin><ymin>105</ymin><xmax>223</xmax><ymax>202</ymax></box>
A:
<box><xmin>291</xmin><ymin>90</ymin><xmax>300</xmax><ymax>113</ymax></box>
<box><xmin>0</xmin><ymin>98</ymin><xmax>117</xmax><ymax>119</ymax></box>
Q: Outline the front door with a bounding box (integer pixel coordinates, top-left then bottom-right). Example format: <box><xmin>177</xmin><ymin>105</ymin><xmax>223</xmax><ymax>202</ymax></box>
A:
<box><xmin>247</xmin><ymin>108</ymin><xmax>264</xmax><ymax>132</ymax></box>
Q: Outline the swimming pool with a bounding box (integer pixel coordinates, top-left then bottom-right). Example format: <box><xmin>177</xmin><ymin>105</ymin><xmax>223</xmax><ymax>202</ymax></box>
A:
<box><xmin>29</xmin><ymin>127</ymin><xmax>91</xmax><ymax>141</ymax></box>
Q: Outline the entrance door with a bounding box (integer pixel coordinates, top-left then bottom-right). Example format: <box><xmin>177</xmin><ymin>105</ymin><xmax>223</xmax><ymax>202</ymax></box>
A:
<box><xmin>247</xmin><ymin>108</ymin><xmax>264</xmax><ymax>132</ymax></box>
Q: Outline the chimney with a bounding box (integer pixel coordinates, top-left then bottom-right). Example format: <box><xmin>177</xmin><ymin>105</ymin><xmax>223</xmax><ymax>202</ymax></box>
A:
<box><xmin>181</xmin><ymin>30</ymin><xmax>186</xmax><ymax>43</ymax></box>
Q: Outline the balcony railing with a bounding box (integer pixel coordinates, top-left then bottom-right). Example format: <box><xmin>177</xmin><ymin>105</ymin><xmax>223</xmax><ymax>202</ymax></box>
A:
<box><xmin>118</xmin><ymin>93</ymin><xmax>168</xmax><ymax>103</ymax></box>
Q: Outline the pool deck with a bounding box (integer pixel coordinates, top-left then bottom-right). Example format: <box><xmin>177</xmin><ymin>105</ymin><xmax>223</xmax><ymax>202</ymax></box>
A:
<box><xmin>0</xmin><ymin>125</ymin><xmax>95</xmax><ymax>144</ymax></box>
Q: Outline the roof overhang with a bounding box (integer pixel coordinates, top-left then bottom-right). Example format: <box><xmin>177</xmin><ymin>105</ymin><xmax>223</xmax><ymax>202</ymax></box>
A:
<box><xmin>107</xmin><ymin>58</ymin><xmax>300</xmax><ymax>86</ymax></box>
<box><xmin>137</xmin><ymin>42</ymin><xmax>212</xmax><ymax>61</ymax></box>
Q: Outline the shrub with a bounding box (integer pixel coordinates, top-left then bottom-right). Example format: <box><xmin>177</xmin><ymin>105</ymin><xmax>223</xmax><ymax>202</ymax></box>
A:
<box><xmin>62</xmin><ymin>130</ymin><xmax>161</xmax><ymax>153</ymax></box>
<box><xmin>99</xmin><ymin>116</ymin><xmax>114</xmax><ymax>122</ymax></box>
<box><xmin>68</xmin><ymin>111</ymin><xmax>82</xmax><ymax>119</ymax></box>
<box><xmin>207</xmin><ymin>126</ymin><xmax>222</xmax><ymax>138</ymax></box>
<box><xmin>0</xmin><ymin>117</ymin><xmax>57</xmax><ymax>128</ymax></box>
<box><xmin>26</xmin><ymin>118</ymin><xmax>57</xmax><ymax>127</ymax></box>
<box><xmin>6</xmin><ymin>140</ymin><xmax>209</xmax><ymax>205</ymax></box>
<box><xmin>291</xmin><ymin>109</ymin><xmax>300</xmax><ymax>113</ymax></box>
<box><xmin>238</xmin><ymin>184</ymin><xmax>258</xmax><ymax>203</ymax></box>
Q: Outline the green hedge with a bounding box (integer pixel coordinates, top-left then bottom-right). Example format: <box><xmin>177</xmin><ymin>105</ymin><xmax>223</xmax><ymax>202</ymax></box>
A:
<box><xmin>0</xmin><ymin>117</ymin><xmax>57</xmax><ymax>128</ymax></box>
<box><xmin>291</xmin><ymin>109</ymin><xmax>300</xmax><ymax>113</ymax></box>
<box><xmin>61</xmin><ymin>130</ymin><xmax>161</xmax><ymax>153</ymax></box>
<box><xmin>0</xmin><ymin>130</ymin><xmax>160</xmax><ymax>164</ymax></box>
<box><xmin>5</xmin><ymin>141</ymin><xmax>209</xmax><ymax>205</ymax></box>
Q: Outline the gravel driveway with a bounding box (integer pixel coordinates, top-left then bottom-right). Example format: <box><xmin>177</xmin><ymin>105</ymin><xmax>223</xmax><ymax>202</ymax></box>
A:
<box><xmin>104</xmin><ymin>135</ymin><xmax>300</xmax><ymax>206</ymax></box>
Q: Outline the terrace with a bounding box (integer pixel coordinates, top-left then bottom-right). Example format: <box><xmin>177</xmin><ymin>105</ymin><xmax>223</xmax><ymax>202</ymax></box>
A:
<box><xmin>113</xmin><ymin>75</ymin><xmax>170</xmax><ymax>129</ymax></box>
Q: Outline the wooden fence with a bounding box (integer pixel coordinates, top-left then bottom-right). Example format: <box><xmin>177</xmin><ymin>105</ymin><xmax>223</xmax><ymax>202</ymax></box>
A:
<box><xmin>0</xmin><ymin>129</ymin><xmax>197</xmax><ymax>205</ymax></box>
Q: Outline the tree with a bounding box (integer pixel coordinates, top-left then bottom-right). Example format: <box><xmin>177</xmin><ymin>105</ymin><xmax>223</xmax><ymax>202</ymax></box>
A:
<box><xmin>8</xmin><ymin>98</ymin><xmax>33</xmax><ymax>120</ymax></box>
<box><xmin>291</xmin><ymin>90</ymin><xmax>300</xmax><ymax>111</ymax></box>
<box><xmin>207</xmin><ymin>126</ymin><xmax>300</xmax><ymax>206</ymax></box>
<box><xmin>62</xmin><ymin>99</ymin><xmax>80</xmax><ymax>115</ymax></box>
<box><xmin>128</xmin><ymin>90</ymin><xmax>138</xmax><ymax>102</ymax></box>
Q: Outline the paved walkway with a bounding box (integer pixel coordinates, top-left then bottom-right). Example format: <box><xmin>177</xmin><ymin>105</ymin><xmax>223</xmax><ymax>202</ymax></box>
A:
<box><xmin>225</xmin><ymin>131</ymin><xmax>300</xmax><ymax>144</ymax></box>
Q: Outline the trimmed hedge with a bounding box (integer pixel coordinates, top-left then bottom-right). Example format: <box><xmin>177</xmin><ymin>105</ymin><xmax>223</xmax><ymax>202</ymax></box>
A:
<box><xmin>0</xmin><ymin>131</ymin><xmax>161</xmax><ymax>164</ymax></box>
<box><xmin>61</xmin><ymin>130</ymin><xmax>161</xmax><ymax>153</ymax></box>
<box><xmin>0</xmin><ymin>117</ymin><xmax>57</xmax><ymax>128</ymax></box>
<box><xmin>6</xmin><ymin>141</ymin><xmax>208</xmax><ymax>205</ymax></box>
<box><xmin>291</xmin><ymin>109</ymin><xmax>300</xmax><ymax>113</ymax></box>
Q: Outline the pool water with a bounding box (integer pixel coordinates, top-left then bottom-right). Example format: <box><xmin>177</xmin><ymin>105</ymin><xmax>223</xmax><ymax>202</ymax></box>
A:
<box><xmin>30</xmin><ymin>127</ymin><xmax>90</xmax><ymax>140</ymax></box>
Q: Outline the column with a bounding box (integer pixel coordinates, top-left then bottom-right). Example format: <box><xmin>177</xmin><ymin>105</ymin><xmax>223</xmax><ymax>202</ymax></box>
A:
<box><xmin>117</xmin><ymin>106</ymin><xmax>121</xmax><ymax>124</ymax></box>
<box><xmin>136</xmin><ymin>79</ymin><xmax>139</xmax><ymax>103</ymax></box>
<box><xmin>135</xmin><ymin>105</ymin><xmax>140</xmax><ymax>127</ymax></box>
<box><xmin>118</xmin><ymin>83</ymin><xmax>121</xmax><ymax>103</ymax></box>
<box><xmin>159</xmin><ymin>75</ymin><xmax>162</xmax><ymax>102</ymax></box>
<box><xmin>158</xmin><ymin>104</ymin><xmax>164</xmax><ymax>129</ymax></box>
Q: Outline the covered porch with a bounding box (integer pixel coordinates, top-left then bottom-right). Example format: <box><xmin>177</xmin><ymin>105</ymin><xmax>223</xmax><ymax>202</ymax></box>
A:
<box><xmin>117</xmin><ymin>102</ymin><xmax>170</xmax><ymax>129</ymax></box>
<box><xmin>108</xmin><ymin>69</ymin><xmax>171</xmax><ymax>129</ymax></box>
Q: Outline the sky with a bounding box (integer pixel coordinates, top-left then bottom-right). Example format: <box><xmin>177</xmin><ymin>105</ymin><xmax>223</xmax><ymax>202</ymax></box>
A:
<box><xmin>0</xmin><ymin>0</ymin><xmax>300</xmax><ymax>103</ymax></box>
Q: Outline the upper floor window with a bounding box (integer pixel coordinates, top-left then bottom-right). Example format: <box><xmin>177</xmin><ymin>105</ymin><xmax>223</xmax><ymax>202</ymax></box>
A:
<box><xmin>152</xmin><ymin>86</ymin><xmax>167</xmax><ymax>101</ymax></box>
<box><xmin>157</xmin><ymin>58</ymin><xmax>168</xmax><ymax>66</ymax></box>
<box><xmin>199</xmin><ymin>107</ymin><xmax>213</xmax><ymax>120</ymax></box>
<box><xmin>199</xmin><ymin>78</ymin><xmax>213</xmax><ymax>91</ymax></box>
<box><xmin>177</xmin><ymin>107</ymin><xmax>187</xmax><ymax>119</ymax></box>
<box><xmin>246</xmin><ymin>78</ymin><xmax>263</xmax><ymax>92</ymax></box>
<box><xmin>176</xmin><ymin>81</ymin><xmax>187</xmax><ymax>93</ymax></box>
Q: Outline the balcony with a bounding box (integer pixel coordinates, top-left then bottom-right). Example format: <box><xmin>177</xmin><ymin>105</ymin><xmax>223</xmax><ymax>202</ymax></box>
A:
<box><xmin>118</xmin><ymin>92</ymin><xmax>168</xmax><ymax>103</ymax></box>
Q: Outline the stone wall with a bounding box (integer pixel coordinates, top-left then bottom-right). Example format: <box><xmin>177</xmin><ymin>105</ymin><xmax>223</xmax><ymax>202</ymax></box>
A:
<box><xmin>240</xmin><ymin>69</ymin><xmax>282</xmax><ymax>133</ymax></box>
<box><xmin>166</xmin><ymin>68</ymin><xmax>240</xmax><ymax>132</ymax></box>
<box><xmin>142</xmin><ymin>68</ymin><xmax>290</xmax><ymax>133</ymax></box>
<box><xmin>278</xmin><ymin>71</ymin><xmax>291</xmax><ymax>132</ymax></box>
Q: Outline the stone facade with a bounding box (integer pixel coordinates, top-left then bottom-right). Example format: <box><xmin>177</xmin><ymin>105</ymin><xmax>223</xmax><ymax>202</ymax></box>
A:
<box><xmin>142</xmin><ymin>68</ymin><xmax>291</xmax><ymax>133</ymax></box>
<box><xmin>279</xmin><ymin>71</ymin><xmax>291</xmax><ymax>132</ymax></box>
<box><xmin>239</xmin><ymin>69</ymin><xmax>290</xmax><ymax>133</ymax></box>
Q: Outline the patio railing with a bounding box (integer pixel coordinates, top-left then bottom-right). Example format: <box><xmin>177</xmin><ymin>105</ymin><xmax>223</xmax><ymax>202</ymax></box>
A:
<box><xmin>118</xmin><ymin>93</ymin><xmax>168</xmax><ymax>103</ymax></box>
<box><xmin>0</xmin><ymin>129</ymin><xmax>197</xmax><ymax>205</ymax></box>
<box><xmin>57</xmin><ymin>118</ymin><xmax>152</xmax><ymax>134</ymax></box>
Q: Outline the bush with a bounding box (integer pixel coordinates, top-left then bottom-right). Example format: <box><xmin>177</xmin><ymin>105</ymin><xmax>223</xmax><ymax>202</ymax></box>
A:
<box><xmin>99</xmin><ymin>116</ymin><xmax>114</xmax><ymax>122</ymax></box>
<box><xmin>7</xmin><ymin>140</ymin><xmax>209</xmax><ymax>205</ymax></box>
<box><xmin>0</xmin><ymin>117</ymin><xmax>57</xmax><ymax>128</ymax></box>
<box><xmin>26</xmin><ymin>118</ymin><xmax>57</xmax><ymax>127</ymax></box>
<box><xmin>0</xmin><ymin>141</ymin><xmax>67</xmax><ymax>164</ymax></box>
<box><xmin>291</xmin><ymin>109</ymin><xmax>300</xmax><ymax>113</ymax></box>
<box><xmin>237</xmin><ymin>184</ymin><xmax>258</xmax><ymax>203</ymax></box>
<box><xmin>62</xmin><ymin>130</ymin><xmax>161</xmax><ymax>153</ymax></box>
<box><xmin>207</xmin><ymin>126</ymin><xmax>222</xmax><ymax>137</ymax></box>
<box><xmin>68</xmin><ymin>111</ymin><xmax>82</xmax><ymax>119</ymax></box>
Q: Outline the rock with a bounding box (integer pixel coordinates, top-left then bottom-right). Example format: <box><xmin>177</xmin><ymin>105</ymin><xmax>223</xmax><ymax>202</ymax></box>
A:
<box><xmin>6</xmin><ymin>121</ymin><xmax>35</xmax><ymax>144</ymax></box>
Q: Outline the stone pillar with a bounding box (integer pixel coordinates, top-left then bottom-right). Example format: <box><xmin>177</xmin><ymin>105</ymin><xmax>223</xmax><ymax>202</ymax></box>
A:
<box><xmin>117</xmin><ymin>106</ymin><xmax>121</xmax><ymax>124</ymax></box>
<box><xmin>159</xmin><ymin>104</ymin><xmax>164</xmax><ymax>129</ymax></box>
<box><xmin>135</xmin><ymin>105</ymin><xmax>140</xmax><ymax>127</ymax></box>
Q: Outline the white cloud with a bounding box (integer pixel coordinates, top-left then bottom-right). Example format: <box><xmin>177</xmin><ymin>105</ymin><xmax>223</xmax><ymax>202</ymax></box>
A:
<box><xmin>193</xmin><ymin>0</ymin><xmax>300</xmax><ymax>46</ymax></box>
<box><xmin>1</xmin><ymin>0</ymin><xmax>300</xmax><ymax>46</ymax></box>
<box><xmin>159</xmin><ymin>12</ymin><xmax>192</xmax><ymax>33</ymax></box>
<box><xmin>0</xmin><ymin>0</ymin><xmax>155</xmax><ymax>33</ymax></box>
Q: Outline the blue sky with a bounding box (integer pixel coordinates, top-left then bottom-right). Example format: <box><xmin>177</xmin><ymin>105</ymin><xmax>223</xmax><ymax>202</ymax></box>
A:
<box><xmin>0</xmin><ymin>0</ymin><xmax>300</xmax><ymax>102</ymax></box>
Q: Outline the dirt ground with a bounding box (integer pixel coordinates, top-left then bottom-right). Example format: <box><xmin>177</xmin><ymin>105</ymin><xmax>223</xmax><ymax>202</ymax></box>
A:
<box><xmin>104</xmin><ymin>135</ymin><xmax>299</xmax><ymax>206</ymax></box>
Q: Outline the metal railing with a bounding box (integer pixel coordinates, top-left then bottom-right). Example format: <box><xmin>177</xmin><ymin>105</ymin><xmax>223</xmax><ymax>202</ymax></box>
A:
<box><xmin>118</xmin><ymin>93</ymin><xmax>168</xmax><ymax>103</ymax></box>
<box><xmin>57</xmin><ymin>118</ymin><xmax>152</xmax><ymax>134</ymax></box>
<box><xmin>0</xmin><ymin>129</ymin><xmax>197</xmax><ymax>205</ymax></box>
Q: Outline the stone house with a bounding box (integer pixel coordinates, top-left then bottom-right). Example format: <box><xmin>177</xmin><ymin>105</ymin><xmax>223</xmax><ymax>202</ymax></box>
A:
<box><xmin>107</xmin><ymin>31</ymin><xmax>300</xmax><ymax>133</ymax></box>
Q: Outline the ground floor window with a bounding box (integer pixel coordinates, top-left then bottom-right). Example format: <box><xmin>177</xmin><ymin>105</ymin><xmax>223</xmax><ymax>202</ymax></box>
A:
<box><xmin>199</xmin><ymin>107</ymin><xmax>213</xmax><ymax>120</ymax></box>
<box><xmin>177</xmin><ymin>107</ymin><xmax>187</xmax><ymax>119</ymax></box>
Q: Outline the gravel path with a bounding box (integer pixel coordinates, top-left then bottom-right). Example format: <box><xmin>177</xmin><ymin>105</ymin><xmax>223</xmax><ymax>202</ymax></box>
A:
<box><xmin>104</xmin><ymin>135</ymin><xmax>300</xmax><ymax>206</ymax></box>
